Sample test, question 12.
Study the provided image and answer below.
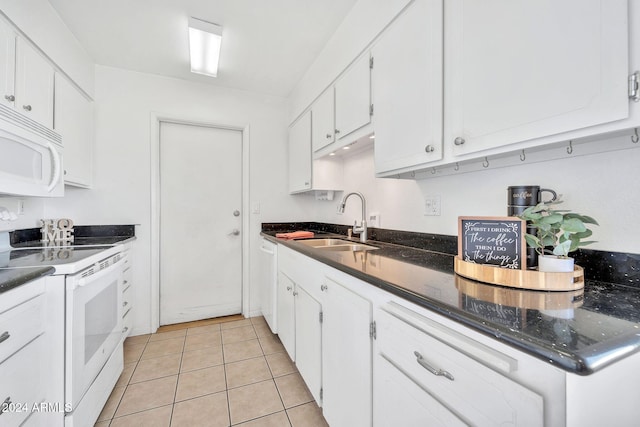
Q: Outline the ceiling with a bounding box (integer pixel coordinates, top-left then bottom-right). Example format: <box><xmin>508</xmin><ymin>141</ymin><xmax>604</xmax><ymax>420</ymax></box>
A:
<box><xmin>48</xmin><ymin>0</ymin><xmax>358</xmax><ymax>97</ymax></box>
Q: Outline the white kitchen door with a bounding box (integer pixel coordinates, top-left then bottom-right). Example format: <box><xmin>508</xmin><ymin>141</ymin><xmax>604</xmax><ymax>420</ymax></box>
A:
<box><xmin>159</xmin><ymin>122</ymin><xmax>242</xmax><ymax>325</ymax></box>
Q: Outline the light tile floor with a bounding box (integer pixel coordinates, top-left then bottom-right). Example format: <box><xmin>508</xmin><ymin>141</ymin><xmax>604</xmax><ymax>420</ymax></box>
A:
<box><xmin>95</xmin><ymin>316</ymin><xmax>329</xmax><ymax>427</ymax></box>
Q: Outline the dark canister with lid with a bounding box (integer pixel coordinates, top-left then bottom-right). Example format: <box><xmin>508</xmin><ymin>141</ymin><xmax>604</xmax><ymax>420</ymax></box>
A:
<box><xmin>507</xmin><ymin>186</ymin><xmax>557</xmax><ymax>269</ymax></box>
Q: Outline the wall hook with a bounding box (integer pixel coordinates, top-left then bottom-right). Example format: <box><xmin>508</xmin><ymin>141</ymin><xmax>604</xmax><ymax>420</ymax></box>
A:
<box><xmin>632</xmin><ymin>128</ymin><xmax>639</xmax><ymax>143</ymax></box>
<box><xmin>482</xmin><ymin>157</ymin><xmax>489</xmax><ymax>168</ymax></box>
<box><xmin>567</xmin><ymin>140</ymin><xmax>573</xmax><ymax>154</ymax></box>
<box><xmin>520</xmin><ymin>150</ymin><xmax>526</xmax><ymax>162</ymax></box>
<box><xmin>454</xmin><ymin>162</ymin><xmax>459</xmax><ymax>171</ymax></box>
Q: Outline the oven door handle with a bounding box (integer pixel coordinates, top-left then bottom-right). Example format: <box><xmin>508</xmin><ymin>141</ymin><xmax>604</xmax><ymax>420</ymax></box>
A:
<box><xmin>75</xmin><ymin>257</ymin><xmax>123</xmax><ymax>288</ymax></box>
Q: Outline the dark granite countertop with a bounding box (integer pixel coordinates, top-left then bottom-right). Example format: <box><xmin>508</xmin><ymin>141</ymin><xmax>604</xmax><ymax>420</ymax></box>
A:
<box><xmin>0</xmin><ymin>267</ymin><xmax>55</xmax><ymax>295</ymax></box>
<box><xmin>262</xmin><ymin>228</ymin><xmax>640</xmax><ymax>375</ymax></box>
<box><xmin>0</xmin><ymin>225</ymin><xmax>136</xmax><ymax>295</ymax></box>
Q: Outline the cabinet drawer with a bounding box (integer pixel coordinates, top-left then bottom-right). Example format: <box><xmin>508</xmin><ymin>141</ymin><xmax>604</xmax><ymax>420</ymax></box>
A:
<box><xmin>376</xmin><ymin>307</ymin><xmax>543</xmax><ymax>426</ymax></box>
<box><xmin>374</xmin><ymin>353</ymin><xmax>465</xmax><ymax>427</ymax></box>
<box><xmin>0</xmin><ymin>335</ymin><xmax>46</xmax><ymax>426</ymax></box>
<box><xmin>0</xmin><ymin>293</ymin><xmax>45</xmax><ymax>364</ymax></box>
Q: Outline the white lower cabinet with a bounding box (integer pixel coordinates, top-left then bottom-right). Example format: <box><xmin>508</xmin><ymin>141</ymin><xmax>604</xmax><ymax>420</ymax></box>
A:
<box><xmin>321</xmin><ymin>275</ymin><xmax>372</xmax><ymax>427</ymax></box>
<box><xmin>294</xmin><ymin>286</ymin><xmax>322</xmax><ymax>403</ymax></box>
<box><xmin>375</xmin><ymin>354</ymin><xmax>465</xmax><ymax>427</ymax></box>
<box><xmin>275</xmin><ymin>244</ymin><xmax>640</xmax><ymax>426</ymax></box>
<box><xmin>374</xmin><ymin>305</ymin><xmax>544</xmax><ymax>426</ymax></box>
<box><xmin>276</xmin><ymin>271</ymin><xmax>296</xmax><ymax>361</ymax></box>
<box><xmin>0</xmin><ymin>275</ymin><xmax>65</xmax><ymax>426</ymax></box>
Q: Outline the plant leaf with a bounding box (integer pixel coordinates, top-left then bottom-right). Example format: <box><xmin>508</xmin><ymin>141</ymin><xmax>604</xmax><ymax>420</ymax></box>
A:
<box><xmin>561</xmin><ymin>218</ymin><xmax>587</xmax><ymax>233</ymax></box>
<box><xmin>553</xmin><ymin>240</ymin><xmax>572</xmax><ymax>257</ymax></box>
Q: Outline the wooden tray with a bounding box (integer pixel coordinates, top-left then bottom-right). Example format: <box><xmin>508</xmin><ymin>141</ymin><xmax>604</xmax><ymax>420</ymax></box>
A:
<box><xmin>454</xmin><ymin>257</ymin><xmax>584</xmax><ymax>291</ymax></box>
<box><xmin>455</xmin><ymin>275</ymin><xmax>584</xmax><ymax>310</ymax></box>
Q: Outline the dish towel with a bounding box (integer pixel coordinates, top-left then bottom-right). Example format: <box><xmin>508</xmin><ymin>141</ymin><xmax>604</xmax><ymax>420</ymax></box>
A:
<box><xmin>275</xmin><ymin>231</ymin><xmax>315</xmax><ymax>240</ymax></box>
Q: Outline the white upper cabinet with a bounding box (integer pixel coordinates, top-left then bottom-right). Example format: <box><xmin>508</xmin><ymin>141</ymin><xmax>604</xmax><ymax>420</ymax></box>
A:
<box><xmin>312</xmin><ymin>88</ymin><xmax>335</xmax><ymax>152</ymax></box>
<box><xmin>445</xmin><ymin>0</ymin><xmax>629</xmax><ymax>156</ymax></box>
<box><xmin>0</xmin><ymin>18</ymin><xmax>55</xmax><ymax>130</ymax></box>
<box><xmin>15</xmin><ymin>37</ymin><xmax>54</xmax><ymax>129</ymax></box>
<box><xmin>335</xmin><ymin>53</ymin><xmax>372</xmax><ymax>140</ymax></box>
<box><xmin>288</xmin><ymin>111</ymin><xmax>312</xmax><ymax>193</ymax></box>
<box><xmin>373</xmin><ymin>0</ymin><xmax>444</xmax><ymax>176</ymax></box>
<box><xmin>0</xmin><ymin>21</ymin><xmax>16</xmax><ymax>110</ymax></box>
<box><xmin>54</xmin><ymin>74</ymin><xmax>93</xmax><ymax>188</ymax></box>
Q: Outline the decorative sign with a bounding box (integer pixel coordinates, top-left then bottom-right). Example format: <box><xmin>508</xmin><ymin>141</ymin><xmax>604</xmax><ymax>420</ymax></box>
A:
<box><xmin>458</xmin><ymin>216</ymin><xmax>526</xmax><ymax>270</ymax></box>
<box><xmin>40</xmin><ymin>218</ymin><xmax>74</xmax><ymax>245</ymax></box>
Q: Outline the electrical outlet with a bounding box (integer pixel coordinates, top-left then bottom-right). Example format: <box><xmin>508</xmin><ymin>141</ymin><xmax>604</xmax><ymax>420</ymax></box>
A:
<box><xmin>424</xmin><ymin>195</ymin><xmax>441</xmax><ymax>216</ymax></box>
<box><xmin>368</xmin><ymin>212</ymin><xmax>380</xmax><ymax>228</ymax></box>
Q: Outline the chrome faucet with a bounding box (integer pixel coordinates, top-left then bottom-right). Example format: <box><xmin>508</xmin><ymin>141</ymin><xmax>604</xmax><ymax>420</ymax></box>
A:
<box><xmin>338</xmin><ymin>192</ymin><xmax>367</xmax><ymax>243</ymax></box>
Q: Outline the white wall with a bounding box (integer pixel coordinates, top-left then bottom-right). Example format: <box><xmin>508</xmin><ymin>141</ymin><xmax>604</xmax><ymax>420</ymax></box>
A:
<box><xmin>320</xmin><ymin>143</ymin><xmax>640</xmax><ymax>254</ymax></box>
<box><xmin>44</xmin><ymin>65</ymin><xmax>313</xmax><ymax>335</ymax></box>
<box><xmin>0</xmin><ymin>197</ymin><xmax>44</xmax><ymax>233</ymax></box>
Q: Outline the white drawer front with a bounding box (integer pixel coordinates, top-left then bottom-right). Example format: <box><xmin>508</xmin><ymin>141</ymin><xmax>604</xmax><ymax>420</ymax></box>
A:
<box><xmin>374</xmin><ymin>353</ymin><xmax>466</xmax><ymax>427</ymax></box>
<box><xmin>0</xmin><ymin>293</ymin><xmax>45</xmax><ymax>364</ymax></box>
<box><xmin>0</xmin><ymin>335</ymin><xmax>46</xmax><ymax>426</ymax></box>
<box><xmin>376</xmin><ymin>308</ymin><xmax>544</xmax><ymax>426</ymax></box>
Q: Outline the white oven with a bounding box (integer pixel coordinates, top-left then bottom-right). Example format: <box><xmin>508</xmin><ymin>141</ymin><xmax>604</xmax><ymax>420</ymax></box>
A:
<box><xmin>0</xmin><ymin>103</ymin><xmax>64</xmax><ymax>197</ymax></box>
<box><xmin>65</xmin><ymin>250</ymin><xmax>126</xmax><ymax>424</ymax></box>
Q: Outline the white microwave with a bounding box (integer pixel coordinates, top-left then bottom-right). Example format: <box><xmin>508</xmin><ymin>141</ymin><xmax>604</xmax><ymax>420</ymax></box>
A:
<box><xmin>0</xmin><ymin>103</ymin><xmax>63</xmax><ymax>197</ymax></box>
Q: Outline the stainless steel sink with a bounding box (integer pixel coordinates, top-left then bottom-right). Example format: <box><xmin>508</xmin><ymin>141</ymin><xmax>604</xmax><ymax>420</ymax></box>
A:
<box><xmin>297</xmin><ymin>238</ymin><xmax>379</xmax><ymax>252</ymax></box>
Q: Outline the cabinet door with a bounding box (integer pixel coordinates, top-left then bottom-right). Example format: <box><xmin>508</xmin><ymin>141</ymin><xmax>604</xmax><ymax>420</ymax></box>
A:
<box><xmin>54</xmin><ymin>74</ymin><xmax>93</xmax><ymax>187</ymax></box>
<box><xmin>445</xmin><ymin>0</ymin><xmax>628</xmax><ymax>156</ymax></box>
<box><xmin>373</xmin><ymin>0</ymin><xmax>443</xmax><ymax>175</ymax></box>
<box><xmin>335</xmin><ymin>54</ymin><xmax>371</xmax><ymax>140</ymax></box>
<box><xmin>0</xmin><ymin>19</ymin><xmax>16</xmax><ymax>109</ymax></box>
<box><xmin>15</xmin><ymin>38</ymin><xmax>54</xmax><ymax>129</ymax></box>
<box><xmin>294</xmin><ymin>285</ymin><xmax>322</xmax><ymax>403</ymax></box>
<box><xmin>321</xmin><ymin>276</ymin><xmax>372</xmax><ymax>427</ymax></box>
<box><xmin>312</xmin><ymin>88</ymin><xmax>335</xmax><ymax>152</ymax></box>
<box><xmin>277</xmin><ymin>272</ymin><xmax>296</xmax><ymax>361</ymax></box>
<box><xmin>288</xmin><ymin>111</ymin><xmax>312</xmax><ymax>194</ymax></box>
<box><xmin>374</xmin><ymin>354</ymin><xmax>466</xmax><ymax>427</ymax></box>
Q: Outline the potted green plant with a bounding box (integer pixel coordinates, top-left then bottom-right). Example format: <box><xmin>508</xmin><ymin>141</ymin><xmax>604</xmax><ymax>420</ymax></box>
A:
<box><xmin>517</xmin><ymin>201</ymin><xmax>599</xmax><ymax>272</ymax></box>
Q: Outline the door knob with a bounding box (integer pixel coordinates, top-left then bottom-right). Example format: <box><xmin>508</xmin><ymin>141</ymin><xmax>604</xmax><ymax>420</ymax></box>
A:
<box><xmin>233</xmin><ymin>210</ymin><xmax>240</xmax><ymax>217</ymax></box>
<box><xmin>229</xmin><ymin>229</ymin><xmax>240</xmax><ymax>236</ymax></box>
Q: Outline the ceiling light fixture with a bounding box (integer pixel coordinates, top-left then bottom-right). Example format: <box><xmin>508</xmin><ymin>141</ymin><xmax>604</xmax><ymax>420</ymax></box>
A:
<box><xmin>188</xmin><ymin>17</ymin><xmax>223</xmax><ymax>77</ymax></box>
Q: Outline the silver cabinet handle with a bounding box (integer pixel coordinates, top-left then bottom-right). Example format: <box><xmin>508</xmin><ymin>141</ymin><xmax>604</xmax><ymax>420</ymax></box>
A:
<box><xmin>1</xmin><ymin>396</ymin><xmax>11</xmax><ymax>415</ymax></box>
<box><xmin>0</xmin><ymin>331</ymin><xmax>9</xmax><ymax>344</ymax></box>
<box><xmin>286</xmin><ymin>286</ymin><xmax>292</xmax><ymax>291</ymax></box>
<box><xmin>414</xmin><ymin>351</ymin><xmax>454</xmax><ymax>381</ymax></box>
<box><xmin>229</xmin><ymin>229</ymin><xmax>240</xmax><ymax>236</ymax></box>
<box><xmin>122</xmin><ymin>326</ymin><xmax>129</xmax><ymax>333</ymax></box>
<box><xmin>4</xmin><ymin>95</ymin><xmax>14</xmax><ymax>102</ymax></box>
<box><xmin>22</xmin><ymin>104</ymin><xmax>32</xmax><ymax>112</ymax></box>
<box><xmin>320</xmin><ymin>284</ymin><xmax>327</xmax><ymax>291</ymax></box>
<box><xmin>334</xmin><ymin>129</ymin><xmax>341</xmax><ymax>134</ymax></box>
<box><xmin>293</xmin><ymin>291</ymin><xmax>298</xmax><ymax>296</ymax></box>
<box><xmin>304</xmin><ymin>181</ymin><xmax>310</xmax><ymax>186</ymax></box>
<box><xmin>233</xmin><ymin>210</ymin><xmax>240</xmax><ymax>217</ymax></box>
<box><xmin>123</xmin><ymin>280</ymin><xmax>129</xmax><ymax>286</ymax></box>
<box><xmin>425</xmin><ymin>145</ymin><xmax>435</xmax><ymax>153</ymax></box>
<box><xmin>123</xmin><ymin>301</ymin><xmax>129</xmax><ymax>307</ymax></box>
<box><xmin>325</xmin><ymin>133</ymin><xmax>332</xmax><ymax>139</ymax></box>
<box><xmin>454</xmin><ymin>137</ymin><xmax>465</xmax><ymax>146</ymax></box>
